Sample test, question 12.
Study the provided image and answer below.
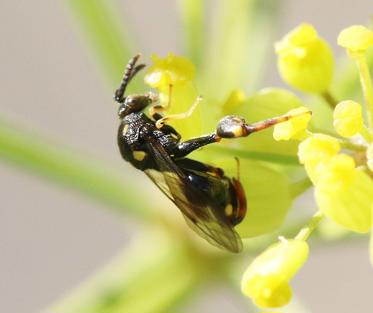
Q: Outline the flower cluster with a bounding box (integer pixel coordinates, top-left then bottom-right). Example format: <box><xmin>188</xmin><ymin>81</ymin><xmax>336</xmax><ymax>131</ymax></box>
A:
<box><xmin>143</xmin><ymin>23</ymin><xmax>373</xmax><ymax>310</ymax></box>
<box><xmin>242</xmin><ymin>24</ymin><xmax>373</xmax><ymax>309</ymax></box>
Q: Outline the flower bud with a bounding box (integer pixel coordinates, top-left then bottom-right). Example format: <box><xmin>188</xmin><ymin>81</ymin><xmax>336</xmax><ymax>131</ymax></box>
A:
<box><xmin>275</xmin><ymin>24</ymin><xmax>334</xmax><ymax>93</ymax></box>
<box><xmin>315</xmin><ymin>154</ymin><xmax>373</xmax><ymax>233</ymax></box>
<box><xmin>338</xmin><ymin>25</ymin><xmax>373</xmax><ymax>54</ymax></box>
<box><xmin>144</xmin><ymin>53</ymin><xmax>195</xmax><ymax>90</ymax></box>
<box><xmin>273</xmin><ymin>107</ymin><xmax>311</xmax><ymax>141</ymax></box>
<box><xmin>297</xmin><ymin>134</ymin><xmax>341</xmax><ymax>183</ymax></box>
<box><xmin>241</xmin><ymin>238</ymin><xmax>309</xmax><ymax>308</ymax></box>
<box><xmin>333</xmin><ymin>100</ymin><xmax>364</xmax><ymax>137</ymax></box>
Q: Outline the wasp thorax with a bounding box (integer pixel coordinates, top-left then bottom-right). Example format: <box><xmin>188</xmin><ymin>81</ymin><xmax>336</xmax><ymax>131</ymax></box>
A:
<box><xmin>216</xmin><ymin>115</ymin><xmax>249</xmax><ymax>138</ymax></box>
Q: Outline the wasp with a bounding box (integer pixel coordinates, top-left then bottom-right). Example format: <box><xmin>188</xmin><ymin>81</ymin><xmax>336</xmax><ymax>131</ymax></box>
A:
<box><xmin>115</xmin><ymin>55</ymin><xmax>300</xmax><ymax>253</ymax></box>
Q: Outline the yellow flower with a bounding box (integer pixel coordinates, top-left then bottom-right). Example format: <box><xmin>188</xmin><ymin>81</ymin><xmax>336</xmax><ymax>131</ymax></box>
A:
<box><xmin>298</xmin><ymin>134</ymin><xmax>341</xmax><ymax>183</ymax></box>
<box><xmin>273</xmin><ymin>107</ymin><xmax>311</xmax><ymax>141</ymax></box>
<box><xmin>338</xmin><ymin>25</ymin><xmax>373</xmax><ymax>54</ymax></box>
<box><xmin>144</xmin><ymin>53</ymin><xmax>195</xmax><ymax>90</ymax></box>
<box><xmin>315</xmin><ymin>154</ymin><xmax>373</xmax><ymax>233</ymax></box>
<box><xmin>333</xmin><ymin>100</ymin><xmax>364</xmax><ymax>137</ymax></box>
<box><xmin>241</xmin><ymin>238</ymin><xmax>309</xmax><ymax>309</ymax></box>
<box><xmin>275</xmin><ymin>24</ymin><xmax>334</xmax><ymax>93</ymax></box>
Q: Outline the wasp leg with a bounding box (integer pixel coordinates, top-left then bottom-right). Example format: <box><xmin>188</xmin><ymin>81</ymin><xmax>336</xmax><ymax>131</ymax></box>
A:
<box><xmin>149</xmin><ymin>84</ymin><xmax>173</xmax><ymax>119</ymax></box>
<box><xmin>216</xmin><ymin>110</ymin><xmax>311</xmax><ymax>138</ymax></box>
<box><xmin>155</xmin><ymin>95</ymin><xmax>202</xmax><ymax>129</ymax></box>
<box><xmin>172</xmin><ymin>133</ymin><xmax>219</xmax><ymax>158</ymax></box>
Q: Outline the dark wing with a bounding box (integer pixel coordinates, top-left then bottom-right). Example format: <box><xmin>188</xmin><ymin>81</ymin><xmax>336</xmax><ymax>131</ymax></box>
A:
<box><xmin>144</xmin><ymin>138</ymin><xmax>242</xmax><ymax>253</ymax></box>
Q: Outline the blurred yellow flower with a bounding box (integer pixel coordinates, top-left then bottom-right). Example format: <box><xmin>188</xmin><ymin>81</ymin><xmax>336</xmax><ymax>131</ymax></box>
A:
<box><xmin>273</xmin><ymin>107</ymin><xmax>311</xmax><ymax>141</ymax></box>
<box><xmin>333</xmin><ymin>100</ymin><xmax>364</xmax><ymax>137</ymax></box>
<box><xmin>241</xmin><ymin>238</ymin><xmax>309</xmax><ymax>308</ymax></box>
<box><xmin>298</xmin><ymin>134</ymin><xmax>341</xmax><ymax>183</ymax></box>
<box><xmin>275</xmin><ymin>23</ymin><xmax>334</xmax><ymax>93</ymax></box>
<box><xmin>315</xmin><ymin>155</ymin><xmax>373</xmax><ymax>233</ymax></box>
<box><xmin>144</xmin><ymin>53</ymin><xmax>195</xmax><ymax>90</ymax></box>
<box><xmin>338</xmin><ymin>25</ymin><xmax>373</xmax><ymax>54</ymax></box>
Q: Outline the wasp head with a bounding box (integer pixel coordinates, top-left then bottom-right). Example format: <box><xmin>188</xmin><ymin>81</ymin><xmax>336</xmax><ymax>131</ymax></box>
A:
<box><xmin>118</xmin><ymin>93</ymin><xmax>157</xmax><ymax>118</ymax></box>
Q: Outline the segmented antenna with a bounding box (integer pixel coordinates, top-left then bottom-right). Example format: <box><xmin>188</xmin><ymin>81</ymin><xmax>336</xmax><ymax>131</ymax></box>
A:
<box><xmin>114</xmin><ymin>54</ymin><xmax>144</xmax><ymax>103</ymax></box>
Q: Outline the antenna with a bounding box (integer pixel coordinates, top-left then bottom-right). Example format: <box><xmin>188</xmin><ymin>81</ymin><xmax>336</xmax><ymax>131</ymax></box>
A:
<box><xmin>114</xmin><ymin>54</ymin><xmax>145</xmax><ymax>103</ymax></box>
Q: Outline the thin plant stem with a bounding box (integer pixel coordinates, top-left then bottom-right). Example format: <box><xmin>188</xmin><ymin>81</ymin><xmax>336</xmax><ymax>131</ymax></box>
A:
<box><xmin>321</xmin><ymin>90</ymin><xmax>338</xmax><ymax>109</ymax></box>
<box><xmin>209</xmin><ymin>145</ymin><xmax>300</xmax><ymax>165</ymax></box>
<box><xmin>360</xmin><ymin>125</ymin><xmax>373</xmax><ymax>143</ymax></box>
<box><xmin>355</xmin><ymin>53</ymin><xmax>373</xmax><ymax>128</ymax></box>
<box><xmin>0</xmin><ymin>118</ymin><xmax>153</xmax><ymax>218</ymax></box>
<box><xmin>295</xmin><ymin>211</ymin><xmax>325</xmax><ymax>241</ymax></box>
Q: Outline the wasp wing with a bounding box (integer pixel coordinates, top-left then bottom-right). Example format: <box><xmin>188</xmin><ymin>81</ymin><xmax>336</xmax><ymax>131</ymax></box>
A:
<box><xmin>144</xmin><ymin>138</ymin><xmax>242</xmax><ymax>253</ymax></box>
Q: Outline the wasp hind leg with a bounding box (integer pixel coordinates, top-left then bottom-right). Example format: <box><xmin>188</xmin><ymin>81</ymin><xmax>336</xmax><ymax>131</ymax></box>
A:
<box><xmin>216</xmin><ymin>109</ymin><xmax>311</xmax><ymax>139</ymax></box>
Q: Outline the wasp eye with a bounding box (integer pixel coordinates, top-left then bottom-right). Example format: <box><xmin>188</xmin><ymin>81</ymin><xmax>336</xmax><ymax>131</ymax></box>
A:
<box><xmin>125</xmin><ymin>97</ymin><xmax>134</xmax><ymax>105</ymax></box>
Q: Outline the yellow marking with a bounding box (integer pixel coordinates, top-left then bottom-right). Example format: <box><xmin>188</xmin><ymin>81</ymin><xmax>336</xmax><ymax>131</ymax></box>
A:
<box><xmin>232</xmin><ymin>125</ymin><xmax>245</xmax><ymax>138</ymax></box>
<box><xmin>122</xmin><ymin>124</ymin><xmax>129</xmax><ymax>136</ymax></box>
<box><xmin>155</xmin><ymin>95</ymin><xmax>202</xmax><ymax>129</ymax></box>
<box><xmin>133</xmin><ymin>150</ymin><xmax>147</xmax><ymax>161</ymax></box>
<box><xmin>225</xmin><ymin>204</ymin><xmax>233</xmax><ymax>216</ymax></box>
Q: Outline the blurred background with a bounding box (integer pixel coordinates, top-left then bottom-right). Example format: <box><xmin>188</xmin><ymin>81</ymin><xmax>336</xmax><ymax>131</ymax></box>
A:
<box><xmin>1</xmin><ymin>1</ymin><xmax>373</xmax><ymax>312</ymax></box>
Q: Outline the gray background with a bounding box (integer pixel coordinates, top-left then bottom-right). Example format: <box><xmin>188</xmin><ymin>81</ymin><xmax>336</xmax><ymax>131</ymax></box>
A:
<box><xmin>1</xmin><ymin>1</ymin><xmax>373</xmax><ymax>312</ymax></box>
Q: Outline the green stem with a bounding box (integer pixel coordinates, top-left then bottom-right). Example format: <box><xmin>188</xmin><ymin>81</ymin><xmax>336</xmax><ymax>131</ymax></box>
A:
<box><xmin>295</xmin><ymin>211</ymin><xmax>325</xmax><ymax>241</ymax></box>
<box><xmin>0</xmin><ymin>118</ymin><xmax>153</xmax><ymax>218</ymax></box>
<box><xmin>338</xmin><ymin>138</ymin><xmax>368</xmax><ymax>151</ymax></box>
<box><xmin>321</xmin><ymin>90</ymin><xmax>338</xmax><ymax>109</ymax></box>
<box><xmin>289</xmin><ymin>177</ymin><xmax>312</xmax><ymax>198</ymax></box>
<box><xmin>355</xmin><ymin>53</ymin><xmax>373</xmax><ymax>128</ymax></box>
<box><xmin>359</xmin><ymin>125</ymin><xmax>373</xmax><ymax>143</ymax></box>
<box><xmin>209</xmin><ymin>145</ymin><xmax>300</xmax><ymax>165</ymax></box>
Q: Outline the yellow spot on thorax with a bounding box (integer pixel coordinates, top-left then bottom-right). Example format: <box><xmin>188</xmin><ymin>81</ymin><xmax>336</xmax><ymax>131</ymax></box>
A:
<box><xmin>225</xmin><ymin>204</ymin><xmax>233</xmax><ymax>216</ymax></box>
<box><xmin>133</xmin><ymin>150</ymin><xmax>147</xmax><ymax>161</ymax></box>
<box><xmin>122</xmin><ymin>124</ymin><xmax>129</xmax><ymax>136</ymax></box>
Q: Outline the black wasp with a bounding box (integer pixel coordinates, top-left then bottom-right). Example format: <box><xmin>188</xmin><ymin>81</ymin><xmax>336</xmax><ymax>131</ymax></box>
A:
<box><xmin>115</xmin><ymin>55</ymin><xmax>299</xmax><ymax>253</ymax></box>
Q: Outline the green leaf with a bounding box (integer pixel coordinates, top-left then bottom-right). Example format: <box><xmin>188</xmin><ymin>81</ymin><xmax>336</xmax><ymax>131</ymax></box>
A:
<box><xmin>213</xmin><ymin>158</ymin><xmax>292</xmax><ymax>237</ymax></box>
